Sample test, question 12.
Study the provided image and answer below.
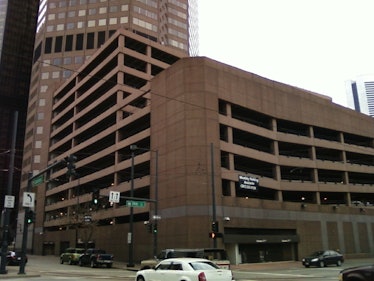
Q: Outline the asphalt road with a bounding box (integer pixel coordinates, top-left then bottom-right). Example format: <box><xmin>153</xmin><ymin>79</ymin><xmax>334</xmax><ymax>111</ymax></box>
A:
<box><xmin>1</xmin><ymin>255</ymin><xmax>373</xmax><ymax>281</ymax></box>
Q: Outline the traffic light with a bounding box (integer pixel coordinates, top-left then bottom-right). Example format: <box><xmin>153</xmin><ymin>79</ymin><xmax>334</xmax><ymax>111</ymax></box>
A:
<box><xmin>211</xmin><ymin>221</ymin><xmax>219</xmax><ymax>232</ymax></box>
<box><xmin>92</xmin><ymin>188</ymin><xmax>100</xmax><ymax>205</ymax></box>
<box><xmin>26</xmin><ymin>210</ymin><xmax>35</xmax><ymax>224</ymax></box>
<box><xmin>65</xmin><ymin>155</ymin><xmax>77</xmax><ymax>177</ymax></box>
<box><xmin>146</xmin><ymin>223</ymin><xmax>153</xmax><ymax>233</ymax></box>
<box><xmin>209</xmin><ymin>232</ymin><xmax>216</xmax><ymax>239</ymax></box>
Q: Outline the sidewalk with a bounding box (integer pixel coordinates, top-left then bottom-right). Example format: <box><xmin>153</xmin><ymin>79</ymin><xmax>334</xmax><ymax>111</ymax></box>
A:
<box><xmin>0</xmin><ymin>265</ymin><xmax>40</xmax><ymax>279</ymax></box>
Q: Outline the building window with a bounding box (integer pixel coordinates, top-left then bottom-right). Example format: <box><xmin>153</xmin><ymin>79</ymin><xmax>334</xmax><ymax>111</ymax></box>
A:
<box><xmin>55</xmin><ymin>36</ymin><xmax>63</xmax><ymax>52</ymax></box>
<box><xmin>99</xmin><ymin>7</ymin><xmax>107</xmax><ymax>14</ymax></box>
<box><xmin>98</xmin><ymin>31</ymin><xmax>105</xmax><ymax>47</ymax></box>
<box><xmin>36</xmin><ymin>127</ymin><xmax>43</xmax><ymax>134</ymax></box>
<box><xmin>88</xmin><ymin>8</ymin><xmax>96</xmax><ymax>15</ymax></box>
<box><xmin>88</xmin><ymin>20</ymin><xmax>96</xmax><ymax>27</ymax></box>
<box><xmin>63</xmin><ymin>71</ymin><xmax>72</xmax><ymax>78</ymax></box>
<box><xmin>68</xmin><ymin>11</ymin><xmax>75</xmax><ymax>17</ymax></box>
<box><xmin>53</xmin><ymin>58</ymin><xmax>62</xmax><ymax>65</ymax></box>
<box><xmin>34</xmin><ymin>155</ymin><xmax>41</xmax><ymax>163</ymax></box>
<box><xmin>98</xmin><ymin>19</ymin><xmax>106</xmax><ymax>26</ymax></box>
<box><xmin>67</xmin><ymin>22</ymin><xmax>75</xmax><ymax>29</ymax></box>
<box><xmin>44</xmin><ymin>37</ymin><xmax>52</xmax><ymax>54</ymax></box>
<box><xmin>39</xmin><ymin>99</ymin><xmax>46</xmax><ymax>106</ymax></box>
<box><xmin>109</xmin><ymin>18</ymin><xmax>117</xmax><ymax>25</ymax></box>
<box><xmin>109</xmin><ymin>6</ymin><xmax>118</xmax><ymax>12</ymax></box>
<box><xmin>121</xmin><ymin>5</ymin><xmax>128</xmax><ymax>11</ymax></box>
<box><xmin>56</xmin><ymin>24</ymin><xmax>64</xmax><ymax>31</ymax></box>
<box><xmin>120</xmin><ymin>17</ymin><xmax>128</xmax><ymax>24</ymax></box>
<box><xmin>48</xmin><ymin>14</ymin><xmax>55</xmax><ymax>20</ymax></box>
<box><xmin>35</xmin><ymin>141</ymin><xmax>42</xmax><ymax>149</ymax></box>
<box><xmin>46</xmin><ymin>25</ymin><xmax>54</xmax><ymax>32</ymax></box>
<box><xmin>41</xmin><ymin>72</ymin><xmax>50</xmax><ymax>80</ymax></box>
<box><xmin>40</xmin><ymin>85</ymin><xmax>48</xmax><ymax>93</ymax></box>
<box><xmin>76</xmin><ymin>34</ymin><xmax>83</xmax><ymax>50</ymax></box>
<box><xmin>78</xmin><ymin>10</ymin><xmax>86</xmax><ymax>16</ymax></box>
<box><xmin>58</xmin><ymin>12</ymin><xmax>65</xmax><ymax>19</ymax></box>
<box><xmin>52</xmin><ymin>71</ymin><xmax>60</xmax><ymax>79</ymax></box>
<box><xmin>65</xmin><ymin>35</ymin><xmax>73</xmax><ymax>51</ymax></box>
<box><xmin>37</xmin><ymin>113</ymin><xmax>44</xmax><ymax>120</ymax></box>
<box><xmin>63</xmin><ymin>57</ymin><xmax>72</xmax><ymax>64</ymax></box>
<box><xmin>87</xmin><ymin>32</ymin><xmax>94</xmax><ymax>49</ymax></box>
<box><xmin>75</xmin><ymin>56</ymin><xmax>83</xmax><ymax>64</ymax></box>
<box><xmin>77</xmin><ymin>21</ymin><xmax>84</xmax><ymax>28</ymax></box>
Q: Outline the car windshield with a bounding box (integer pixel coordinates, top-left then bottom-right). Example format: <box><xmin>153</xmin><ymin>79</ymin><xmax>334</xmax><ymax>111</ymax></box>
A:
<box><xmin>311</xmin><ymin>251</ymin><xmax>325</xmax><ymax>257</ymax></box>
<box><xmin>203</xmin><ymin>249</ymin><xmax>228</xmax><ymax>260</ymax></box>
<box><xmin>189</xmin><ymin>261</ymin><xmax>219</xmax><ymax>270</ymax></box>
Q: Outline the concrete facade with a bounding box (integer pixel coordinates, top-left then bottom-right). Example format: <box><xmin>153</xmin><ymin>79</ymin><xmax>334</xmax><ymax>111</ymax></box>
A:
<box><xmin>27</xmin><ymin>37</ymin><xmax>374</xmax><ymax>264</ymax></box>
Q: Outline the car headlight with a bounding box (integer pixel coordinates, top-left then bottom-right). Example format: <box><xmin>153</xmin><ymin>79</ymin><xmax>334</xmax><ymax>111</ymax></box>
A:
<box><xmin>311</xmin><ymin>258</ymin><xmax>319</xmax><ymax>262</ymax></box>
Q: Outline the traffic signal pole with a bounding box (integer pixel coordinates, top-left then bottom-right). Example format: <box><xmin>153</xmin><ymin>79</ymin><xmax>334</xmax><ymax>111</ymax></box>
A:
<box><xmin>0</xmin><ymin>111</ymin><xmax>18</xmax><ymax>274</ymax></box>
<box><xmin>18</xmin><ymin>159</ymin><xmax>67</xmax><ymax>274</ymax></box>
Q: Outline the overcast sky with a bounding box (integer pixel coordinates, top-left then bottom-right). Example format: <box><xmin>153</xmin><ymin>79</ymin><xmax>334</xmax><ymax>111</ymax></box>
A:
<box><xmin>198</xmin><ymin>0</ymin><xmax>374</xmax><ymax>107</ymax></box>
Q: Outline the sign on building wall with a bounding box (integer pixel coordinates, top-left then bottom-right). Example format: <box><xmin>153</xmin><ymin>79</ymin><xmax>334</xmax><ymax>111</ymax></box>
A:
<box><xmin>238</xmin><ymin>175</ymin><xmax>259</xmax><ymax>191</ymax></box>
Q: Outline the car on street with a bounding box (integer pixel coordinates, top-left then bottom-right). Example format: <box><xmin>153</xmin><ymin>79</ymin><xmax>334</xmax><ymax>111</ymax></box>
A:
<box><xmin>60</xmin><ymin>247</ymin><xmax>85</xmax><ymax>265</ymax></box>
<box><xmin>301</xmin><ymin>250</ymin><xmax>344</xmax><ymax>268</ymax></box>
<box><xmin>136</xmin><ymin>258</ymin><xmax>234</xmax><ymax>281</ymax></box>
<box><xmin>339</xmin><ymin>264</ymin><xmax>374</xmax><ymax>281</ymax></box>
<box><xmin>140</xmin><ymin>248</ymin><xmax>230</xmax><ymax>269</ymax></box>
<box><xmin>78</xmin><ymin>248</ymin><xmax>113</xmax><ymax>268</ymax></box>
<box><xmin>6</xmin><ymin>251</ymin><xmax>27</xmax><ymax>266</ymax></box>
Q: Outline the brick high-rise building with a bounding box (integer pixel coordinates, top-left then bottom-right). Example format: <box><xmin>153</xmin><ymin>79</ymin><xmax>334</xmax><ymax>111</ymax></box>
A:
<box><xmin>0</xmin><ymin>0</ymin><xmax>39</xmax><ymax>242</ymax></box>
<box><xmin>18</xmin><ymin>0</ymin><xmax>197</xmax><ymax>258</ymax></box>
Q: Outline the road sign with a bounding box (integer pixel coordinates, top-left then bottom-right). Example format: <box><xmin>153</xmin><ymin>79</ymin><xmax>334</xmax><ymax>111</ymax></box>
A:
<box><xmin>126</xmin><ymin>200</ymin><xmax>146</xmax><ymax>208</ymax></box>
<box><xmin>31</xmin><ymin>174</ymin><xmax>44</xmax><ymax>187</ymax></box>
<box><xmin>109</xmin><ymin>191</ymin><xmax>120</xmax><ymax>203</ymax></box>
<box><xmin>4</xmin><ymin>195</ymin><xmax>15</xmax><ymax>208</ymax></box>
<box><xmin>22</xmin><ymin>192</ymin><xmax>35</xmax><ymax>207</ymax></box>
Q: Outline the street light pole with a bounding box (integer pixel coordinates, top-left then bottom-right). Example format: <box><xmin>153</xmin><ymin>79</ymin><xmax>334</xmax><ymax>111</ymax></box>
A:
<box><xmin>127</xmin><ymin>145</ymin><xmax>136</xmax><ymax>267</ymax></box>
<box><xmin>153</xmin><ymin>150</ymin><xmax>159</xmax><ymax>257</ymax></box>
<box><xmin>211</xmin><ymin>143</ymin><xmax>217</xmax><ymax>248</ymax></box>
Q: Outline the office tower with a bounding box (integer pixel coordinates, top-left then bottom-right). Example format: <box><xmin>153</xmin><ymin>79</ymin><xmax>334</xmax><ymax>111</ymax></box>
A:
<box><xmin>346</xmin><ymin>75</ymin><xmax>374</xmax><ymax>117</ymax></box>
<box><xmin>0</xmin><ymin>0</ymin><xmax>39</xmax><ymax>239</ymax></box>
<box><xmin>19</xmin><ymin>0</ymin><xmax>196</xmax><ymax>258</ymax></box>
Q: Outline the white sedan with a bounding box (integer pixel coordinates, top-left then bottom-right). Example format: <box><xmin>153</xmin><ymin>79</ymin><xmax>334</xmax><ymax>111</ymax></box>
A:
<box><xmin>135</xmin><ymin>258</ymin><xmax>234</xmax><ymax>281</ymax></box>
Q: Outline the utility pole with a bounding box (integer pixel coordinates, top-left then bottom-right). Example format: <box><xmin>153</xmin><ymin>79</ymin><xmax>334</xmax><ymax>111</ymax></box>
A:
<box><xmin>0</xmin><ymin>111</ymin><xmax>18</xmax><ymax>274</ymax></box>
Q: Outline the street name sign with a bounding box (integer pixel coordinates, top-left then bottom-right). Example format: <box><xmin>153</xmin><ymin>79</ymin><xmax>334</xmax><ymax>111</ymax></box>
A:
<box><xmin>126</xmin><ymin>200</ymin><xmax>146</xmax><ymax>208</ymax></box>
<box><xmin>31</xmin><ymin>174</ymin><xmax>44</xmax><ymax>187</ymax></box>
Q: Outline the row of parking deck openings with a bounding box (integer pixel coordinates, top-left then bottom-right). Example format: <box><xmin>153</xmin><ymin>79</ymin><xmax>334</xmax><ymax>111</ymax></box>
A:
<box><xmin>221</xmin><ymin>178</ymin><xmax>374</xmax><ymax>206</ymax></box>
<box><xmin>219</xmin><ymin>100</ymin><xmax>373</xmax><ymax>149</ymax></box>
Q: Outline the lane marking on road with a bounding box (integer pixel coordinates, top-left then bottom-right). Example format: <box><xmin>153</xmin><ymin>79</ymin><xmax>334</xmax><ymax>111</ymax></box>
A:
<box><xmin>250</xmin><ymin>272</ymin><xmax>315</xmax><ymax>277</ymax></box>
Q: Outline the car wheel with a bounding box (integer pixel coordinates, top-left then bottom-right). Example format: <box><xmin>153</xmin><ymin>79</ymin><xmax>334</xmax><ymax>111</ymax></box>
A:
<box><xmin>60</xmin><ymin>258</ymin><xmax>64</xmax><ymax>264</ymax></box>
<box><xmin>336</xmin><ymin>260</ymin><xmax>342</xmax><ymax>266</ymax></box>
<box><xmin>106</xmin><ymin>264</ymin><xmax>112</xmax><ymax>268</ymax></box>
<box><xmin>304</xmin><ymin>265</ymin><xmax>310</xmax><ymax>268</ymax></box>
<box><xmin>319</xmin><ymin>260</ymin><xmax>325</xmax><ymax>267</ymax></box>
<box><xmin>68</xmin><ymin>259</ymin><xmax>73</xmax><ymax>265</ymax></box>
<box><xmin>90</xmin><ymin>260</ymin><xmax>96</xmax><ymax>268</ymax></box>
<box><xmin>137</xmin><ymin>276</ymin><xmax>145</xmax><ymax>281</ymax></box>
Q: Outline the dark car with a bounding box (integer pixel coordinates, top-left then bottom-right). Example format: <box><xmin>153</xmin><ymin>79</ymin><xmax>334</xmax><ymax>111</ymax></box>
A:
<box><xmin>302</xmin><ymin>250</ymin><xmax>343</xmax><ymax>268</ymax></box>
<box><xmin>339</xmin><ymin>264</ymin><xmax>374</xmax><ymax>281</ymax></box>
<box><xmin>6</xmin><ymin>251</ymin><xmax>27</xmax><ymax>266</ymax></box>
<box><xmin>78</xmin><ymin>248</ymin><xmax>113</xmax><ymax>268</ymax></box>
